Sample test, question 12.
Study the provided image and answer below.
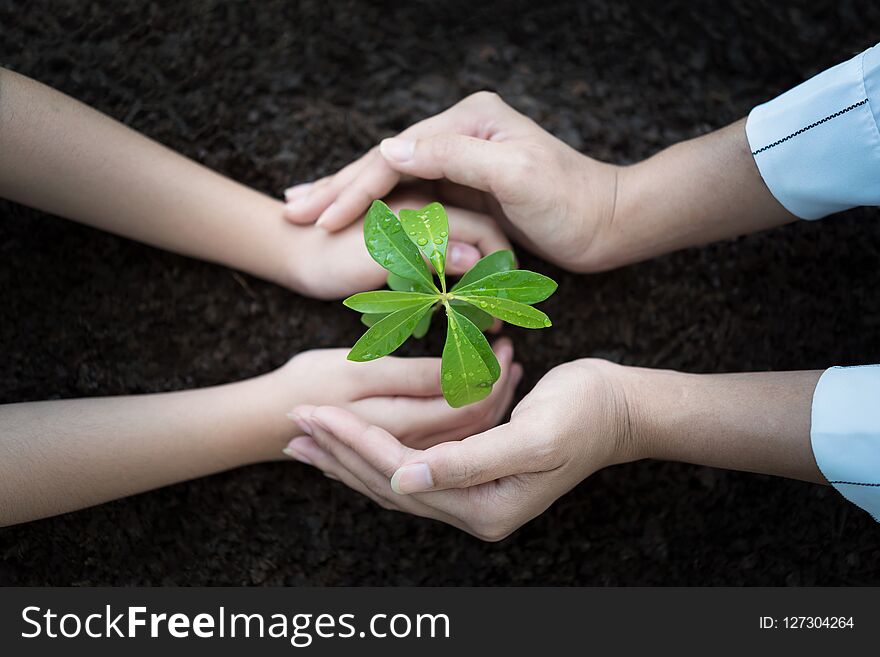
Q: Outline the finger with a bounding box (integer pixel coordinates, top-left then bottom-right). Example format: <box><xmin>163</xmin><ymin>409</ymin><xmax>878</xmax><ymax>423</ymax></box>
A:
<box><xmin>389</xmin><ymin>390</ymin><xmax>544</xmax><ymax>494</ymax></box>
<box><xmin>282</xmin><ymin>149</ymin><xmax>377</xmax><ymax>224</ymax></box>
<box><xmin>285</xmin><ymin>435</ymin><xmax>398</xmax><ymax>511</ymax></box>
<box><xmin>351</xmin><ymin>356</ymin><xmax>442</xmax><ymax>398</ymax></box>
<box><xmin>283</xmin><ymin>182</ymin><xmax>314</xmax><ymax>202</ymax></box>
<box><xmin>315</xmin><ymin>160</ymin><xmax>402</xmax><ymax>231</ymax></box>
<box><xmin>391</xmin><ymin>360</ymin><xmax>523</xmax><ymax>450</ymax></box>
<box><xmin>444</xmin><ymin>205</ymin><xmax>513</xmax><ymax>261</ymax></box>
<box><xmin>444</xmin><ymin>241</ymin><xmax>482</xmax><ymax>273</ymax></box>
<box><xmin>299</xmin><ymin>407</ymin><xmax>459</xmax><ymax>522</ymax></box>
<box><xmin>304</xmin><ymin>406</ymin><xmax>478</xmax><ymax>522</ymax></box>
<box><xmin>379</xmin><ymin>134</ymin><xmax>520</xmax><ymax>196</ymax></box>
<box><xmin>350</xmin><ymin>338</ymin><xmax>517</xmax><ymax>440</ymax></box>
<box><xmin>291</xmin><ymin>92</ymin><xmax>507</xmax><ymax>231</ymax></box>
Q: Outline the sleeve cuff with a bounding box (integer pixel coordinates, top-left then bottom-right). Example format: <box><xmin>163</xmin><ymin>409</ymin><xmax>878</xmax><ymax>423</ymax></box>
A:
<box><xmin>746</xmin><ymin>44</ymin><xmax>880</xmax><ymax>220</ymax></box>
<box><xmin>811</xmin><ymin>366</ymin><xmax>880</xmax><ymax>521</ymax></box>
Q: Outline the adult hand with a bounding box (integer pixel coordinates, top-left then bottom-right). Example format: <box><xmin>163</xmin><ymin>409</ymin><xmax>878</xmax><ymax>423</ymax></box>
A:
<box><xmin>283</xmin><ymin>92</ymin><xmax>620</xmax><ymax>272</ymax></box>
<box><xmin>287</xmin><ymin>358</ymin><xmax>638</xmax><ymax>539</ymax></box>
<box><xmin>277</xmin><ymin>339</ymin><xmax>522</xmax><ymax>466</ymax></box>
<box><xmin>286</xmin><ymin>184</ymin><xmax>511</xmax><ymax>299</ymax></box>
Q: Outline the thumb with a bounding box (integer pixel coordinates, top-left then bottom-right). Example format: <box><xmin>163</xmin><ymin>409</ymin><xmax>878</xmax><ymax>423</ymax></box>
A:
<box><xmin>379</xmin><ymin>134</ymin><xmax>518</xmax><ymax>195</ymax></box>
<box><xmin>390</xmin><ymin>421</ymin><xmax>536</xmax><ymax>494</ymax></box>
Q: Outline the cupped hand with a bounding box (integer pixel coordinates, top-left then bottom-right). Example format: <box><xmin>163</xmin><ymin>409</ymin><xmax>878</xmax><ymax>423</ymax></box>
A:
<box><xmin>283</xmin><ymin>92</ymin><xmax>620</xmax><ymax>272</ymax></box>
<box><xmin>287</xmin><ymin>184</ymin><xmax>511</xmax><ymax>299</ymax></box>
<box><xmin>286</xmin><ymin>358</ymin><xmax>642</xmax><ymax>540</ymax></box>
<box><xmin>278</xmin><ymin>339</ymin><xmax>522</xmax><ymax>471</ymax></box>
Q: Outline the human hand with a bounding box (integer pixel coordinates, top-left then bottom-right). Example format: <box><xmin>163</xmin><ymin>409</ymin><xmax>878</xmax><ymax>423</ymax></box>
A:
<box><xmin>286</xmin><ymin>358</ymin><xmax>641</xmax><ymax>540</ymax></box>
<box><xmin>274</xmin><ymin>338</ymin><xmax>522</xmax><ymax>470</ymax></box>
<box><xmin>283</xmin><ymin>92</ymin><xmax>620</xmax><ymax>272</ymax></box>
<box><xmin>286</xmin><ymin>184</ymin><xmax>511</xmax><ymax>299</ymax></box>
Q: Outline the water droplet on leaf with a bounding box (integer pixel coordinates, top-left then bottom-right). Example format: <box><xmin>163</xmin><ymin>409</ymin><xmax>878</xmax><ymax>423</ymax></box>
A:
<box><xmin>417</xmin><ymin>237</ymin><xmax>428</xmax><ymax>246</ymax></box>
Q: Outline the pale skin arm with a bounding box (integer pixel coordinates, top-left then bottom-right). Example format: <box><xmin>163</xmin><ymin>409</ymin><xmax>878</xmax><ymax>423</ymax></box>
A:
<box><xmin>0</xmin><ymin>342</ymin><xmax>521</xmax><ymax>527</ymax></box>
<box><xmin>0</xmin><ymin>373</ymin><xmax>294</xmax><ymax>527</ymax></box>
<box><xmin>284</xmin><ymin>363</ymin><xmax>825</xmax><ymax>541</ymax></box>
<box><xmin>0</xmin><ymin>70</ymin><xmax>511</xmax><ymax>299</ymax></box>
<box><xmin>281</xmin><ymin>93</ymin><xmax>797</xmax><ymax>274</ymax></box>
<box><xmin>0</xmin><ymin>67</ymin><xmax>295</xmax><ymax>289</ymax></box>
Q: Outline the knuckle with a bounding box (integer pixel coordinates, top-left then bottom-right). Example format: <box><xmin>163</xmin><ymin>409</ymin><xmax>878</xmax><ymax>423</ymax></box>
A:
<box><xmin>374</xmin><ymin>497</ymin><xmax>397</xmax><ymax>512</ymax></box>
<box><xmin>467</xmin><ymin>90</ymin><xmax>502</xmax><ymax>107</ymax></box>
<box><xmin>426</xmin><ymin>133</ymin><xmax>457</xmax><ymax>162</ymax></box>
<box><xmin>434</xmin><ymin>449</ymin><xmax>478</xmax><ymax>487</ymax></box>
<box><xmin>472</xmin><ymin>517</ymin><xmax>513</xmax><ymax>543</ymax></box>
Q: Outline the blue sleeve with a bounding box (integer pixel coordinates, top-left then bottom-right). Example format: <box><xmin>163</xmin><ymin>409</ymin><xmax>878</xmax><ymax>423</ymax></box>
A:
<box><xmin>811</xmin><ymin>367</ymin><xmax>880</xmax><ymax>521</ymax></box>
<box><xmin>746</xmin><ymin>43</ymin><xmax>880</xmax><ymax>219</ymax></box>
<box><xmin>747</xmin><ymin>45</ymin><xmax>880</xmax><ymax>521</ymax></box>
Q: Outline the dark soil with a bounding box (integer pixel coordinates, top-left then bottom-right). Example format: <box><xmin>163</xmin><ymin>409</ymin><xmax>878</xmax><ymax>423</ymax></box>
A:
<box><xmin>2</xmin><ymin>0</ymin><xmax>879</xmax><ymax>585</ymax></box>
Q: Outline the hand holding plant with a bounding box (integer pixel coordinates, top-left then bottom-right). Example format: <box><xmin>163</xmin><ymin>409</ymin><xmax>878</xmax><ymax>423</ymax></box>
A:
<box><xmin>283</xmin><ymin>91</ymin><xmax>620</xmax><ymax>272</ymax></box>
<box><xmin>343</xmin><ymin>200</ymin><xmax>556</xmax><ymax>407</ymax></box>
<box><xmin>286</xmin><ymin>188</ymin><xmax>511</xmax><ymax>299</ymax></box>
<box><xmin>288</xmin><ymin>358</ymin><xmax>641</xmax><ymax>541</ymax></box>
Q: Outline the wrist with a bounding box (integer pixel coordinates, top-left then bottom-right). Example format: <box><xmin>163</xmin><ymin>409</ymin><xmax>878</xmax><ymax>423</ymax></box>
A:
<box><xmin>617</xmin><ymin>366</ymin><xmax>824</xmax><ymax>483</ymax></box>
<box><xmin>226</xmin><ymin>365</ymin><xmax>304</xmax><ymax>463</ymax></box>
<box><xmin>570</xmin><ymin>158</ymin><xmax>625</xmax><ymax>273</ymax></box>
<box><xmin>567</xmin><ymin>358</ymin><xmax>649</xmax><ymax>469</ymax></box>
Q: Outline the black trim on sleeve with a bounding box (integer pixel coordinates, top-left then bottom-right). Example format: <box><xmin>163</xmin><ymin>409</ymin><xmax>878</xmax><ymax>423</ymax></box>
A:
<box><xmin>751</xmin><ymin>98</ymin><xmax>869</xmax><ymax>155</ymax></box>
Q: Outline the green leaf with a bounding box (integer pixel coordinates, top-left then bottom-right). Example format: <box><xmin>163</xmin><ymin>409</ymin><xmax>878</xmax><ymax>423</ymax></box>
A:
<box><xmin>453</xmin><ymin>270</ymin><xmax>557</xmax><ymax>303</ymax></box>
<box><xmin>364</xmin><ymin>200</ymin><xmax>436</xmax><ymax>292</ymax></box>
<box><xmin>441</xmin><ymin>309</ymin><xmax>495</xmax><ymax>407</ymax></box>
<box><xmin>450</xmin><ymin>299</ymin><xmax>494</xmax><ymax>331</ymax></box>
<box><xmin>362</xmin><ymin>305</ymin><xmax>433</xmax><ymax>338</ymax></box>
<box><xmin>348</xmin><ymin>302</ymin><xmax>434</xmax><ymax>361</ymax></box>
<box><xmin>399</xmin><ymin>202</ymin><xmax>449</xmax><ymax>280</ymax></box>
<box><xmin>361</xmin><ymin>313</ymin><xmax>387</xmax><ymax>327</ymax></box>
<box><xmin>457</xmin><ymin>295</ymin><xmax>552</xmax><ymax>329</ymax></box>
<box><xmin>452</xmin><ymin>249</ymin><xmax>515</xmax><ymax>291</ymax></box>
<box><xmin>344</xmin><ymin>290</ymin><xmax>437</xmax><ymax>314</ymax></box>
<box><xmin>411</xmin><ymin>307</ymin><xmax>433</xmax><ymax>339</ymax></box>
<box><xmin>387</xmin><ymin>272</ymin><xmax>434</xmax><ymax>294</ymax></box>
<box><xmin>448</xmin><ymin>306</ymin><xmax>500</xmax><ymax>383</ymax></box>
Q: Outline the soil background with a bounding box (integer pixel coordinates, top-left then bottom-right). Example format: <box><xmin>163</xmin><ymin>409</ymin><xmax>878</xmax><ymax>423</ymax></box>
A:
<box><xmin>2</xmin><ymin>0</ymin><xmax>880</xmax><ymax>585</ymax></box>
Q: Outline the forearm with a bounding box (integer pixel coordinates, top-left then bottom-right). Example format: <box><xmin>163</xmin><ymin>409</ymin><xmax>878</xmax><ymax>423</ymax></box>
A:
<box><xmin>0</xmin><ymin>68</ymin><xmax>296</xmax><ymax>287</ymax></box>
<box><xmin>594</xmin><ymin>119</ymin><xmax>797</xmax><ymax>270</ymax></box>
<box><xmin>0</xmin><ymin>371</ymin><xmax>294</xmax><ymax>526</ymax></box>
<box><xmin>622</xmin><ymin>366</ymin><xmax>825</xmax><ymax>484</ymax></box>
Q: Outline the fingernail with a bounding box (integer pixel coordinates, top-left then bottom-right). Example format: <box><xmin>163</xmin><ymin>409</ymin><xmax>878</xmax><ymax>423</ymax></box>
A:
<box><xmin>284</xmin><ymin>183</ymin><xmax>313</xmax><ymax>201</ymax></box>
<box><xmin>324</xmin><ymin>472</ymin><xmax>340</xmax><ymax>481</ymax></box>
<box><xmin>315</xmin><ymin>201</ymin><xmax>337</xmax><ymax>228</ymax></box>
<box><xmin>380</xmin><ymin>138</ymin><xmax>415</xmax><ymax>163</ymax></box>
<box><xmin>448</xmin><ymin>244</ymin><xmax>465</xmax><ymax>267</ymax></box>
<box><xmin>284</xmin><ymin>199</ymin><xmax>308</xmax><ymax>214</ymax></box>
<box><xmin>390</xmin><ymin>463</ymin><xmax>433</xmax><ymax>494</ymax></box>
<box><xmin>286</xmin><ymin>411</ymin><xmax>312</xmax><ymax>435</ymax></box>
<box><xmin>282</xmin><ymin>447</ymin><xmax>313</xmax><ymax>465</ymax></box>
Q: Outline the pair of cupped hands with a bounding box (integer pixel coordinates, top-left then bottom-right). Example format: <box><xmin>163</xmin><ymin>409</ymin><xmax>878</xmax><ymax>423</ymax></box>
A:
<box><xmin>278</xmin><ymin>92</ymin><xmax>635</xmax><ymax>541</ymax></box>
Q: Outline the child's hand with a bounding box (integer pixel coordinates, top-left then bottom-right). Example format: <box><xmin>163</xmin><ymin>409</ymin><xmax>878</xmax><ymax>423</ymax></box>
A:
<box><xmin>275</xmin><ymin>339</ymin><xmax>522</xmax><ymax>477</ymax></box>
<box><xmin>286</xmin><ymin>186</ymin><xmax>512</xmax><ymax>299</ymax></box>
<box><xmin>283</xmin><ymin>358</ymin><xmax>638</xmax><ymax>537</ymax></box>
<box><xmin>283</xmin><ymin>92</ymin><xmax>619</xmax><ymax>273</ymax></box>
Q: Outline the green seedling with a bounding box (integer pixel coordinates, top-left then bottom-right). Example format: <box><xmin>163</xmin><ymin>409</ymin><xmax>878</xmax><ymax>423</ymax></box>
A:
<box><xmin>344</xmin><ymin>200</ymin><xmax>557</xmax><ymax>407</ymax></box>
